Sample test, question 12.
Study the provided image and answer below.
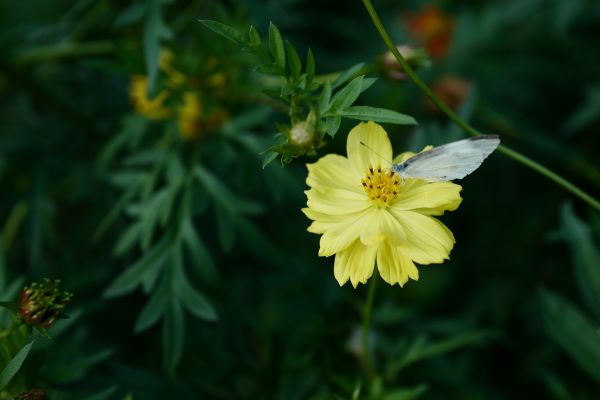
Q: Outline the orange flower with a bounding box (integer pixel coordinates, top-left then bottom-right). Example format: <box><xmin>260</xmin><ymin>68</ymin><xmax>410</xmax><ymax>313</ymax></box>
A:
<box><xmin>405</xmin><ymin>5</ymin><xmax>454</xmax><ymax>59</ymax></box>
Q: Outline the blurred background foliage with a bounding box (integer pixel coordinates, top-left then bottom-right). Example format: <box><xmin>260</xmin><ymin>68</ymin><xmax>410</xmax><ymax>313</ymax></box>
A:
<box><xmin>0</xmin><ymin>0</ymin><xmax>599</xmax><ymax>398</ymax></box>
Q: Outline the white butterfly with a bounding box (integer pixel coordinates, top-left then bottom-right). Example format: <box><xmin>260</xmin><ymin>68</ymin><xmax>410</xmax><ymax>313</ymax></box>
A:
<box><xmin>390</xmin><ymin>135</ymin><xmax>500</xmax><ymax>182</ymax></box>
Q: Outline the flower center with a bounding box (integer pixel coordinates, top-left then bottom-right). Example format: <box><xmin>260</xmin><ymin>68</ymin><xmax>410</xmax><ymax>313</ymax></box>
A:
<box><xmin>361</xmin><ymin>166</ymin><xmax>401</xmax><ymax>207</ymax></box>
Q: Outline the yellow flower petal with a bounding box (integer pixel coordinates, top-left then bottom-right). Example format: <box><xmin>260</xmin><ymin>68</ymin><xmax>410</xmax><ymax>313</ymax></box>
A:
<box><xmin>392</xmin><ymin>181</ymin><xmax>462</xmax><ymax>212</ymax></box>
<box><xmin>306</xmin><ymin>188</ymin><xmax>369</xmax><ymax>216</ymax></box>
<box><xmin>388</xmin><ymin>210</ymin><xmax>455</xmax><ymax>264</ymax></box>
<box><xmin>318</xmin><ymin>210</ymin><xmax>373</xmax><ymax>256</ymax></box>
<box><xmin>377</xmin><ymin>242</ymin><xmax>419</xmax><ymax>286</ymax></box>
<box><xmin>359</xmin><ymin>208</ymin><xmax>406</xmax><ymax>246</ymax></box>
<box><xmin>347</xmin><ymin>122</ymin><xmax>393</xmax><ymax>175</ymax></box>
<box><xmin>306</xmin><ymin>154</ymin><xmax>362</xmax><ymax>194</ymax></box>
<box><xmin>334</xmin><ymin>240</ymin><xmax>377</xmax><ymax>287</ymax></box>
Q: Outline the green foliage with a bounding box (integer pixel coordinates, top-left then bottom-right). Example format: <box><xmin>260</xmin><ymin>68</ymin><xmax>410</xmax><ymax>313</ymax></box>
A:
<box><xmin>200</xmin><ymin>19</ymin><xmax>416</xmax><ymax>165</ymax></box>
<box><xmin>0</xmin><ymin>341</ymin><xmax>33</xmax><ymax>390</ymax></box>
<box><xmin>0</xmin><ymin>0</ymin><xmax>599</xmax><ymax>398</ymax></box>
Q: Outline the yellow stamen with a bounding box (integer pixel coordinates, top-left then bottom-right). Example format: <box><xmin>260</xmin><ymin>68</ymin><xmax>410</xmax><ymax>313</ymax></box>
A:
<box><xmin>361</xmin><ymin>165</ymin><xmax>401</xmax><ymax>207</ymax></box>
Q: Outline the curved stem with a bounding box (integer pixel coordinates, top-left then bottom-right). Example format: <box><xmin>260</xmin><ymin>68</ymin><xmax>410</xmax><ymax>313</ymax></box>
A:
<box><xmin>361</xmin><ymin>0</ymin><xmax>600</xmax><ymax>212</ymax></box>
<box><xmin>362</xmin><ymin>270</ymin><xmax>379</xmax><ymax>387</ymax></box>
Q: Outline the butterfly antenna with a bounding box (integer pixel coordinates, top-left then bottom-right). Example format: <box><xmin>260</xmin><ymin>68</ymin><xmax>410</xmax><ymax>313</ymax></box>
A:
<box><xmin>359</xmin><ymin>141</ymin><xmax>394</xmax><ymax>165</ymax></box>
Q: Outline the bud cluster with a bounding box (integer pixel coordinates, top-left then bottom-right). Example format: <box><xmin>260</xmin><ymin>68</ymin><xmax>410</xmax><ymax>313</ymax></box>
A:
<box><xmin>18</xmin><ymin>279</ymin><xmax>73</xmax><ymax>329</ymax></box>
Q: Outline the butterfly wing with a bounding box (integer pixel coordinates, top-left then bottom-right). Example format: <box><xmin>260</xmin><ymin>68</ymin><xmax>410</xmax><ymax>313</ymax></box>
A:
<box><xmin>393</xmin><ymin>135</ymin><xmax>500</xmax><ymax>181</ymax></box>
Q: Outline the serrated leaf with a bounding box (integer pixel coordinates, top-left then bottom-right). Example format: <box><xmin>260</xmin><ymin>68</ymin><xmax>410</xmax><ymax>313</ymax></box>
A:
<box><xmin>0</xmin><ymin>341</ymin><xmax>34</xmax><ymax>390</ymax></box>
<box><xmin>103</xmin><ymin>235</ymin><xmax>171</xmax><ymax>298</ymax></box>
<box><xmin>340</xmin><ymin>106</ymin><xmax>417</xmax><ymax>125</ymax></box>
<box><xmin>306</xmin><ymin>48</ymin><xmax>315</xmax><ymax>85</ymax></box>
<box><xmin>199</xmin><ymin>20</ymin><xmax>246</xmax><ymax>45</ymax></box>
<box><xmin>539</xmin><ymin>288</ymin><xmax>600</xmax><ymax>383</ymax></box>
<box><xmin>268</xmin><ymin>22</ymin><xmax>285</xmax><ymax>71</ymax></box>
<box><xmin>286</xmin><ymin>41</ymin><xmax>301</xmax><ymax>81</ymax></box>
<box><xmin>560</xmin><ymin>203</ymin><xmax>600</xmax><ymax>320</ymax></box>
<box><xmin>318</xmin><ymin>81</ymin><xmax>332</xmax><ymax>114</ymax></box>
<box><xmin>327</xmin><ymin>75</ymin><xmax>364</xmax><ymax>114</ymax></box>
<box><xmin>331</xmin><ymin>62</ymin><xmax>365</xmax><ymax>89</ymax></box>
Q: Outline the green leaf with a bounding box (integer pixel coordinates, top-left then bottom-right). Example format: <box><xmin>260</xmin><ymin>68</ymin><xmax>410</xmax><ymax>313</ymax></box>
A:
<box><xmin>215</xmin><ymin>205</ymin><xmax>236</xmax><ymax>252</ymax></box>
<box><xmin>194</xmin><ymin>166</ymin><xmax>264</xmax><ymax>215</ymax></box>
<box><xmin>144</xmin><ymin>0</ymin><xmax>172</xmax><ymax>94</ymax></box>
<box><xmin>134</xmin><ymin>270</ymin><xmax>169</xmax><ymax>333</ymax></box>
<box><xmin>539</xmin><ymin>288</ymin><xmax>600</xmax><ymax>383</ymax></box>
<box><xmin>173</xmin><ymin>247</ymin><xmax>217</xmax><ymax>321</ymax></box>
<box><xmin>140</xmin><ymin>188</ymin><xmax>177</xmax><ymax>250</ymax></box>
<box><xmin>325</xmin><ymin>116</ymin><xmax>342</xmax><ymax>137</ymax></box>
<box><xmin>268</xmin><ymin>22</ymin><xmax>286</xmax><ymax>71</ymax></box>
<box><xmin>178</xmin><ymin>275</ymin><xmax>217</xmax><ymax>322</ymax></box>
<box><xmin>262</xmin><ymin>151</ymin><xmax>279</xmax><ymax>169</ymax></box>
<box><xmin>286</xmin><ymin>41</ymin><xmax>301</xmax><ymax>81</ymax></box>
<box><xmin>113</xmin><ymin>222</ymin><xmax>142</xmax><ymax>256</ymax></box>
<box><xmin>360</xmin><ymin>77</ymin><xmax>377</xmax><ymax>93</ymax></box>
<box><xmin>103</xmin><ymin>235</ymin><xmax>171</xmax><ymax>298</ymax></box>
<box><xmin>306</xmin><ymin>48</ymin><xmax>315</xmax><ymax>85</ymax></box>
<box><xmin>318</xmin><ymin>81</ymin><xmax>332</xmax><ymax>114</ymax></box>
<box><xmin>85</xmin><ymin>386</ymin><xmax>119</xmax><ymax>400</ymax></box>
<box><xmin>162</xmin><ymin>298</ymin><xmax>185</xmax><ymax>374</ymax></box>
<box><xmin>340</xmin><ymin>106</ymin><xmax>417</xmax><ymax>125</ymax></box>
<box><xmin>560</xmin><ymin>203</ymin><xmax>600</xmax><ymax>320</ymax></box>
<box><xmin>331</xmin><ymin>62</ymin><xmax>365</xmax><ymax>89</ymax></box>
<box><xmin>392</xmin><ymin>331</ymin><xmax>493</xmax><ymax>372</ymax></box>
<box><xmin>199</xmin><ymin>20</ymin><xmax>246</xmax><ymax>45</ymax></box>
<box><xmin>327</xmin><ymin>75</ymin><xmax>364</xmax><ymax>114</ymax></box>
<box><xmin>182</xmin><ymin>219</ymin><xmax>217</xmax><ymax>284</ymax></box>
<box><xmin>383</xmin><ymin>385</ymin><xmax>428</xmax><ymax>400</ymax></box>
<box><xmin>0</xmin><ymin>341</ymin><xmax>34</xmax><ymax>390</ymax></box>
<box><xmin>248</xmin><ymin>25</ymin><xmax>262</xmax><ymax>48</ymax></box>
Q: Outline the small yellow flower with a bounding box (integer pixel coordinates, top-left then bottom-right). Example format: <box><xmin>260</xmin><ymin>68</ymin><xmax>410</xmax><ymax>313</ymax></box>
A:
<box><xmin>177</xmin><ymin>92</ymin><xmax>204</xmax><ymax>140</ymax></box>
<box><xmin>129</xmin><ymin>75</ymin><xmax>172</xmax><ymax>119</ymax></box>
<box><xmin>177</xmin><ymin>92</ymin><xmax>228</xmax><ymax>140</ymax></box>
<box><xmin>302</xmin><ymin>121</ymin><xmax>462</xmax><ymax>287</ymax></box>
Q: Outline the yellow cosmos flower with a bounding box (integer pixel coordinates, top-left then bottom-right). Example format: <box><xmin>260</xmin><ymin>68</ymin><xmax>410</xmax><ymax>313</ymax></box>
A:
<box><xmin>302</xmin><ymin>121</ymin><xmax>462</xmax><ymax>288</ymax></box>
<box><xmin>129</xmin><ymin>75</ymin><xmax>172</xmax><ymax>120</ymax></box>
<box><xmin>177</xmin><ymin>92</ymin><xmax>228</xmax><ymax>141</ymax></box>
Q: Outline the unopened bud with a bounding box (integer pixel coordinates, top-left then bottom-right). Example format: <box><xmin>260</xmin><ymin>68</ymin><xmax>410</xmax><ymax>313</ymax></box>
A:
<box><xmin>19</xmin><ymin>279</ymin><xmax>73</xmax><ymax>329</ymax></box>
<box><xmin>381</xmin><ymin>45</ymin><xmax>430</xmax><ymax>81</ymax></box>
<box><xmin>289</xmin><ymin>121</ymin><xmax>315</xmax><ymax>149</ymax></box>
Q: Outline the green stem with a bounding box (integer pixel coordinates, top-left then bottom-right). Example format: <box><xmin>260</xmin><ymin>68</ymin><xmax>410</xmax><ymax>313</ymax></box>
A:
<box><xmin>362</xmin><ymin>0</ymin><xmax>600</xmax><ymax>212</ymax></box>
<box><xmin>362</xmin><ymin>270</ymin><xmax>379</xmax><ymax>387</ymax></box>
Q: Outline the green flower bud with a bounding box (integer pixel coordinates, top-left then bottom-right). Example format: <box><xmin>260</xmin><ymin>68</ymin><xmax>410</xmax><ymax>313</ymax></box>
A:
<box><xmin>19</xmin><ymin>279</ymin><xmax>73</xmax><ymax>329</ymax></box>
<box><xmin>288</xmin><ymin>121</ymin><xmax>315</xmax><ymax>149</ymax></box>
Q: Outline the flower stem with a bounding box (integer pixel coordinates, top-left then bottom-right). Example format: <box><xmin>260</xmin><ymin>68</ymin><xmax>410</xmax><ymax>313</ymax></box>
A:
<box><xmin>362</xmin><ymin>270</ymin><xmax>379</xmax><ymax>387</ymax></box>
<box><xmin>361</xmin><ymin>0</ymin><xmax>600</xmax><ymax>212</ymax></box>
